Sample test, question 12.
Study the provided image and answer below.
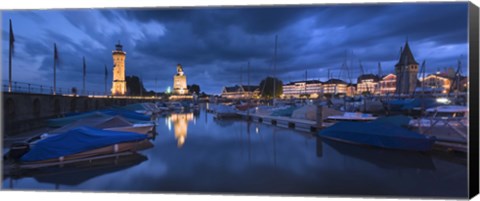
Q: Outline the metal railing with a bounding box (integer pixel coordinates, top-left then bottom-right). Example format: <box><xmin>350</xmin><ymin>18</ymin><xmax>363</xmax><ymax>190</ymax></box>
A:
<box><xmin>2</xmin><ymin>80</ymin><xmax>163</xmax><ymax>100</ymax></box>
<box><xmin>2</xmin><ymin>80</ymin><xmax>106</xmax><ymax>96</ymax></box>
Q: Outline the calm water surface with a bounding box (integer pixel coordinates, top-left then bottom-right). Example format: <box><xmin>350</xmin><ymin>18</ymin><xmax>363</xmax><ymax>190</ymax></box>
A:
<box><xmin>2</xmin><ymin>108</ymin><xmax>468</xmax><ymax>197</ymax></box>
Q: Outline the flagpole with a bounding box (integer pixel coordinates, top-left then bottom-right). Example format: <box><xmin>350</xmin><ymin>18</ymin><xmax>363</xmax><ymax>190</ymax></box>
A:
<box><xmin>8</xmin><ymin>19</ymin><xmax>14</xmax><ymax>92</ymax></box>
<box><xmin>53</xmin><ymin>43</ymin><xmax>57</xmax><ymax>95</ymax></box>
<box><xmin>83</xmin><ymin>57</ymin><xmax>86</xmax><ymax>96</ymax></box>
<box><xmin>104</xmin><ymin>65</ymin><xmax>107</xmax><ymax>95</ymax></box>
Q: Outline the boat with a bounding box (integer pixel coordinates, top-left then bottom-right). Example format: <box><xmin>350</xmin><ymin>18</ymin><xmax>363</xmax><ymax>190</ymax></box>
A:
<box><xmin>167</xmin><ymin>102</ymin><xmax>184</xmax><ymax>111</ymax></box>
<box><xmin>8</xmin><ymin>127</ymin><xmax>153</xmax><ymax>168</ymax></box>
<box><xmin>47</xmin><ymin>109</ymin><xmax>152</xmax><ymax>128</ymax></box>
<box><xmin>318</xmin><ymin>119</ymin><xmax>436</xmax><ymax>151</ymax></box>
<box><xmin>326</xmin><ymin>112</ymin><xmax>377</xmax><ymax>122</ymax></box>
<box><xmin>100</xmin><ymin>109</ymin><xmax>151</xmax><ymax>122</ymax></box>
<box><xmin>409</xmin><ymin>105</ymin><xmax>468</xmax><ymax>138</ymax></box>
<box><xmin>47</xmin><ymin>112</ymin><xmax>110</xmax><ymax>128</ymax></box>
<box><xmin>214</xmin><ymin>104</ymin><xmax>239</xmax><ymax>119</ymax></box>
<box><xmin>50</xmin><ymin>115</ymin><xmax>154</xmax><ymax>135</ymax></box>
<box><xmin>155</xmin><ymin>102</ymin><xmax>171</xmax><ymax>111</ymax></box>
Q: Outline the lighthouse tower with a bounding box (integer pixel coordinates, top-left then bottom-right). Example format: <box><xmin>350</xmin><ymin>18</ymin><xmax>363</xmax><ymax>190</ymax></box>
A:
<box><xmin>111</xmin><ymin>42</ymin><xmax>127</xmax><ymax>96</ymax></box>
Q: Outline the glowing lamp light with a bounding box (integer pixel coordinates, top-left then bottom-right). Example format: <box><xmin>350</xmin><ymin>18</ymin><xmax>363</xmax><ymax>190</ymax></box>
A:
<box><xmin>166</xmin><ymin>86</ymin><xmax>171</xmax><ymax>94</ymax></box>
<box><xmin>436</xmin><ymin>97</ymin><xmax>451</xmax><ymax>104</ymax></box>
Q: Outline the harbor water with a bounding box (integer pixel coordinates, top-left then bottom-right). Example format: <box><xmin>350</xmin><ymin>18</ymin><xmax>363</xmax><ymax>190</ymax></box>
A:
<box><xmin>2</xmin><ymin>108</ymin><xmax>467</xmax><ymax>198</ymax></box>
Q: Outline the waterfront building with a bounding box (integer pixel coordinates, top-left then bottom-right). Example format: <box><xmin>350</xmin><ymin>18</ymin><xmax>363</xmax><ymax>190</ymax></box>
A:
<box><xmin>111</xmin><ymin>42</ymin><xmax>127</xmax><ymax>95</ymax></box>
<box><xmin>323</xmin><ymin>79</ymin><xmax>347</xmax><ymax>95</ymax></box>
<box><xmin>379</xmin><ymin>73</ymin><xmax>397</xmax><ymax>95</ymax></box>
<box><xmin>357</xmin><ymin>74</ymin><xmax>380</xmax><ymax>95</ymax></box>
<box><xmin>395</xmin><ymin>41</ymin><xmax>419</xmax><ymax>95</ymax></box>
<box><xmin>282</xmin><ymin>80</ymin><xmax>323</xmax><ymax>99</ymax></box>
<box><xmin>346</xmin><ymin>83</ymin><xmax>357</xmax><ymax>97</ymax></box>
<box><xmin>221</xmin><ymin>85</ymin><xmax>260</xmax><ymax>99</ymax></box>
<box><xmin>419</xmin><ymin>73</ymin><xmax>452</xmax><ymax>94</ymax></box>
<box><xmin>173</xmin><ymin>64</ymin><xmax>188</xmax><ymax>95</ymax></box>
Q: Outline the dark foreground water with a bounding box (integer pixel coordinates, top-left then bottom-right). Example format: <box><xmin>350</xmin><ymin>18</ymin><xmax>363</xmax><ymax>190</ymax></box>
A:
<box><xmin>2</xmin><ymin>108</ymin><xmax>468</xmax><ymax>198</ymax></box>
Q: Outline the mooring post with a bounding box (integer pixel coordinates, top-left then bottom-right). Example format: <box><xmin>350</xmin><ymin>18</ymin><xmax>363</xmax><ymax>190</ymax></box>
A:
<box><xmin>316</xmin><ymin>105</ymin><xmax>323</xmax><ymax>128</ymax></box>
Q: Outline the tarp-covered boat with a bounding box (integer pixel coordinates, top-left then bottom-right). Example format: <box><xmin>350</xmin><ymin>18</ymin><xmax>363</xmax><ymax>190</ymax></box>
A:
<box><xmin>50</xmin><ymin>116</ymin><xmax>154</xmax><ymax>135</ymax></box>
<box><xmin>20</xmin><ymin>127</ymin><xmax>152</xmax><ymax>163</ymax></box>
<box><xmin>318</xmin><ymin>121</ymin><xmax>436</xmax><ymax>151</ymax></box>
<box><xmin>100</xmin><ymin>109</ymin><xmax>151</xmax><ymax>121</ymax></box>
<box><xmin>47</xmin><ymin>109</ymin><xmax>151</xmax><ymax>128</ymax></box>
<box><xmin>47</xmin><ymin>112</ymin><xmax>110</xmax><ymax>128</ymax></box>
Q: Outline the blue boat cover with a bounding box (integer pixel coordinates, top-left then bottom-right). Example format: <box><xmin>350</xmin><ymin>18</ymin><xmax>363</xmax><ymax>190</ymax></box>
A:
<box><xmin>121</xmin><ymin>103</ymin><xmax>145</xmax><ymax>111</ymax></box>
<box><xmin>318</xmin><ymin>121</ymin><xmax>435</xmax><ymax>151</ymax></box>
<box><xmin>372</xmin><ymin>115</ymin><xmax>411</xmax><ymax>127</ymax></box>
<box><xmin>47</xmin><ymin>112</ymin><xmax>110</xmax><ymax>128</ymax></box>
<box><xmin>101</xmin><ymin>109</ymin><xmax>151</xmax><ymax>121</ymax></box>
<box><xmin>401</xmin><ymin>97</ymin><xmax>438</xmax><ymax>110</ymax></box>
<box><xmin>21</xmin><ymin>127</ymin><xmax>147</xmax><ymax>162</ymax></box>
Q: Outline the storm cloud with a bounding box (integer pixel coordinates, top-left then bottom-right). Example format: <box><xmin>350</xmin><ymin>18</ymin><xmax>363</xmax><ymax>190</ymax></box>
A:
<box><xmin>1</xmin><ymin>3</ymin><xmax>469</xmax><ymax>94</ymax></box>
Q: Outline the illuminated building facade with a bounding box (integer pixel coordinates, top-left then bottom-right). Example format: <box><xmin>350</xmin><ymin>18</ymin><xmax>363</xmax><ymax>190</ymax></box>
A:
<box><xmin>221</xmin><ymin>85</ymin><xmax>260</xmax><ymax>99</ymax></box>
<box><xmin>282</xmin><ymin>80</ymin><xmax>323</xmax><ymax>99</ymax></box>
<box><xmin>420</xmin><ymin>74</ymin><xmax>452</xmax><ymax>94</ymax></box>
<box><xmin>379</xmin><ymin>73</ymin><xmax>397</xmax><ymax>95</ymax></box>
<box><xmin>346</xmin><ymin>83</ymin><xmax>357</xmax><ymax>97</ymax></box>
<box><xmin>111</xmin><ymin>42</ymin><xmax>127</xmax><ymax>95</ymax></box>
<box><xmin>323</xmin><ymin>79</ymin><xmax>347</xmax><ymax>95</ymax></box>
<box><xmin>356</xmin><ymin>74</ymin><xmax>380</xmax><ymax>95</ymax></box>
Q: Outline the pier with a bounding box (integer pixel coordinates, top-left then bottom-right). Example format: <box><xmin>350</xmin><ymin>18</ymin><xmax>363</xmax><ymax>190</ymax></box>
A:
<box><xmin>2</xmin><ymin>85</ymin><xmax>161</xmax><ymax>135</ymax></box>
<box><xmin>209</xmin><ymin>104</ymin><xmax>468</xmax><ymax>153</ymax></box>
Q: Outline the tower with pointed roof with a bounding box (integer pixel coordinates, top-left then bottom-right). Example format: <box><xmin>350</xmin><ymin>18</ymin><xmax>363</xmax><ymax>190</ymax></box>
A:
<box><xmin>395</xmin><ymin>40</ymin><xmax>419</xmax><ymax>95</ymax></box>
<box><xmin>111</xmin><ymin>41</ymin><xmax>127</xmax><ymax>95</ymax></box>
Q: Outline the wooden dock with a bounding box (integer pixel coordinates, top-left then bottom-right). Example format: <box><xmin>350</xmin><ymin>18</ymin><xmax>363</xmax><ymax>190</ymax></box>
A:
<box><xmin>236</xmin><ymin>111</ymin><xmax>324</xmax><ymax>133</ymax></box>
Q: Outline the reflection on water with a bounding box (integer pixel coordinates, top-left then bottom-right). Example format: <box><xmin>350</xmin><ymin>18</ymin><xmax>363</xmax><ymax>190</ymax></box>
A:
<box><xmin>317</xmin><ymin>138</ymin><xmax>436</xmax><ymax>170</ymax></box>
<box><xmin>166</xmin><ymin>112</ymin><xmax>194</xmax><ymax>148</ymax></box>
<box><xmin>5</xmin><ymin>153</ymin><xmax>148</xmax><ymax>189</ymax></box>
<box><xmin>2</xmin><ymin>107</ymin><xmax>468</xmax><ymax>197</ymax></box>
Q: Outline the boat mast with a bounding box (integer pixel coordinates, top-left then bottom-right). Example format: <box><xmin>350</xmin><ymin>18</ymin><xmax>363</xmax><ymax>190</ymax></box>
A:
<box><xmin>273</xmin><ymin>35</ymin><xmax>278</xmax><ymax>102</ymax></box>
<box><xmin>8</xmin><ymin>19</ymin><xmax>14</xmax><ymax>92</ymax></box>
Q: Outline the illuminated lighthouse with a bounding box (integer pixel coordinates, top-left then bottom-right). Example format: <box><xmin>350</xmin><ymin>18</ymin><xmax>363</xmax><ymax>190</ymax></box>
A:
<box><xmin>111</xmin><ymin>41</ymin><xmax>127</xmax><ymax>96</ymax></box>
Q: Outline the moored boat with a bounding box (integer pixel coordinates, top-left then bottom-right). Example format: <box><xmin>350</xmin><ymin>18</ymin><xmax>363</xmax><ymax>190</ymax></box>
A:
<box><xmin>8</xmin><ymin>127</ymin><xmax>153</xmax><ymax>168</ymax></box>
<box><xmin>214</xmin><ymin>104</ymin><xmax>239</xmax><ymax>119</ymax></box>
<box><xmin>326</xmin><ymin>112</ymin><xmax>377</xmax><ymax>122</ymax></box>
<box><xmin>50</xmin><ymin>115</ymin><xmax>154</xmax><ymax>135</ymax></box>
<box><xmin>318</xmin><ymin>120</ymin><xmax>436</xmax><ymax>151</ymax></box>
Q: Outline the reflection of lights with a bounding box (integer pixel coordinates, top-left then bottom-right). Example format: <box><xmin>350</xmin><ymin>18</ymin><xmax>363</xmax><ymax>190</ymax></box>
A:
<box><xmin>255</xmin><ymin>126</ymin><xmax>259</xmax><ymax>134</ymax></box>
<box><xmin>168</xmin><ymin>113</ymin><xmax>194</xmax><ymax>148</ymax></box>
<box><xmin>166</xmin><ymin>117</ymin><xmax>172</xmax><ymax>131</ymax></box>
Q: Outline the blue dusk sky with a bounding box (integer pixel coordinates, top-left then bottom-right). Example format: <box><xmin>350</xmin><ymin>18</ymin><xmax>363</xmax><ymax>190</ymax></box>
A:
<box><xmin>1</xmin><ymin>3</ymin><xmax>469</xmax><ymax>94</ymax></box>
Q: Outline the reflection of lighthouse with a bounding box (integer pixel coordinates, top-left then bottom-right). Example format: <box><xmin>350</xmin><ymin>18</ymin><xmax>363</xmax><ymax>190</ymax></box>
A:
<box><xmin>170</xmin><ymin>113</ymin><xmax>194</xmax><ymax>148</ymax></box>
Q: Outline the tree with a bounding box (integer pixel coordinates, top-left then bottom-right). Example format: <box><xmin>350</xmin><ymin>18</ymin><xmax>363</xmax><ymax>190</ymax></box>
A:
<box><xmin>258</xmin><ymin>76</ymin><xmax>283</xmax><ymax>99</ymax></box>
<box><xmin>188</xmin><ymin>84</ymin><xmax>201</xmax><ymax>94</ymax></box>
<box><xmin>126</xmin><ymin>75</ymin><xmax>146</xmax><ymax>96</ymax></box>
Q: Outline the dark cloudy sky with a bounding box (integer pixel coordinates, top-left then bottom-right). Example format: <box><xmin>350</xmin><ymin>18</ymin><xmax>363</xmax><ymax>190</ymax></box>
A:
<box><xmin>1</xmin><ymin>3</ymin><xmax>469</xmax><ymax>94</ymax></box>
